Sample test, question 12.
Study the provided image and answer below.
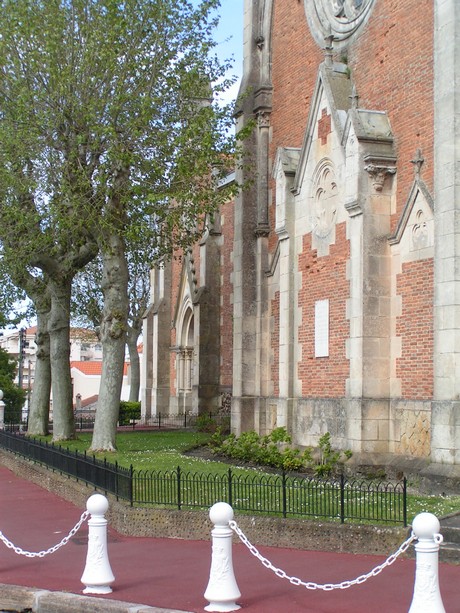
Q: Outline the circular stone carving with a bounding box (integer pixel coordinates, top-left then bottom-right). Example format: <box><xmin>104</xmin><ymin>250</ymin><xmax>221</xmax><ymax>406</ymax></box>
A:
<box><xmin>304</xmin><ymin>0</ymin><xmax>376</xmax><ymax>49</ymax></box>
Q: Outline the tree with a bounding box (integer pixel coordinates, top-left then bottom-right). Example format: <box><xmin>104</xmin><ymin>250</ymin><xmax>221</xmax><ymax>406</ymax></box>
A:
<box><xmin>0</xmin><ymin>261</ymin><xmax>51</xmax><ymax>435</ymax></box>
<box><xmin>0</xmin><ymin>0</ymin><xmax>239</xmax><ymax>449</ymax></box>
<box><xmin>0</xmin><ymin>265</ymin><xmax>30</xmax><ymax>330</ymax></box>
<box><xmin>0</xmin><ymin>346</ymin><xmax>26</xmax><ymax>423</ymax></box>
<box><xmin>72</xmin><ymin>252</ymin><xmax>150</xmax><ymax>402</ymax></box>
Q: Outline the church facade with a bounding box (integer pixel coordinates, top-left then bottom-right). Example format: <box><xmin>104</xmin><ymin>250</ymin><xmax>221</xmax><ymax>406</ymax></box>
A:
<box><xmin>142</xmin><ymin>0</ymin><xmax>460</xmax><ymax>473</ymax></box>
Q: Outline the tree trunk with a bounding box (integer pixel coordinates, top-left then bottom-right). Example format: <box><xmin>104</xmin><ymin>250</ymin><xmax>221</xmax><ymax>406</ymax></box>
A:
<box><xmin>90</xmin><ymin>235</ymin><xmax>129</xmax><ymax>451</ymax></box>
<box><xmin>127</xmin><ymin>326</ymin><xmax>140</xmax><ymax>402</ymax></box>
<box><xmin>48</xmin><ymin>277</ymin><xmax>75</xmax><ymax>441</ymax></box>
<box><xmin>27</xmin><ymin>310</ymin><xmax>51</xmax><ymax>436</ymax></box>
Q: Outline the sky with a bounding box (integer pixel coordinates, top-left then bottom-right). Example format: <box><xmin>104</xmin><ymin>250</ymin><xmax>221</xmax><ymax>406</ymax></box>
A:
<box><xmin>210</xmin><ymin>0</ymin><xmax>244</xmax><ymax>105</ymax></box>
<box><xmin>1</xmin><ymin>1</ymin><xmax>245</xmax><ymax>332</ymax></box>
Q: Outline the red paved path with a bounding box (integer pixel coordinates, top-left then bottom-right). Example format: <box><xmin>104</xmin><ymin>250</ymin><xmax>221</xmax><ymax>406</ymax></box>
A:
<box><xmin>0</xmin><ymin>465</ymin><xmax>459</xmax><ymax>612</ymax></box>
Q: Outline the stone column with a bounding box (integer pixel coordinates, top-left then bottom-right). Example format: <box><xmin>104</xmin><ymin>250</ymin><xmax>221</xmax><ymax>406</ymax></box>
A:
<box><xmin>148</xmin><ymin>263</ymin><xmax>172</xmax><ymax>415</ymax></box>
<box><xmin>232</xmin><ymin>0</ymin><xmax>273</xmax><ymax>435</ymax></box>
<box><xmin>432</xmin><ymin>0</ymin><xmax>460</xmax><ymax>465</ymax></box>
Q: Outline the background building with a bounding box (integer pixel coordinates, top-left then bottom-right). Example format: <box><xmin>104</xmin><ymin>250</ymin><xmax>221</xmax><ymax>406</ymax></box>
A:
<box><xmin>0</xmin><ymin>327</ymin><xmax>130</xmax><ymax>418</ymax></box>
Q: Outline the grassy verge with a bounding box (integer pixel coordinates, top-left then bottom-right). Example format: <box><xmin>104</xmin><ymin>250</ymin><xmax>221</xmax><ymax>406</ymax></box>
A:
<box><xmin>37</xmin><ymin>430</ymin><xmax>460</xmax><ymax>522</ymax></box>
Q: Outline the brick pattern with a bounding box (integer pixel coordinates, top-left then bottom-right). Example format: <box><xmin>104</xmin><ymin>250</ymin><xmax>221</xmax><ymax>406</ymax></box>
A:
<box><xmin>268</xmin><ymin>1</ymin><xmax>322</xmax><ymax>255</ymax></box>
<box><xmin>396</xmin><ymin>259</ymin><xmax>434</xmax><ymax>399</ymax></box>
<box><xmin>317</xmin><ymin>108</ymin><xmax>332</xmax><ymax>145</ymax></box>
<box><xmin>348</xmin><ymin>0</ymin><xmax>434</xmax><ymax>224</ymax></box>
<box><xmin>297</xmin><ymin>224</ymin><xmax>350</xmax><ymax>397</ymax></box>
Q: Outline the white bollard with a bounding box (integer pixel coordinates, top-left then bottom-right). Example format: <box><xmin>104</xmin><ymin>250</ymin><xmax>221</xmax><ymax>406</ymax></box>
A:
<box><xmin>81</xmin><ymin>493</ymin><xmax>115</xmax><ymax>594</ymax></box>
<box><xmin>408</xmin><ymin>512</ymin><xmax>446</xmax><ymax>613</ymax></box>
<box><xmin>204</xmin><ymin>502</ymin><xmax>241</xmax><ymax>612</ymax></box>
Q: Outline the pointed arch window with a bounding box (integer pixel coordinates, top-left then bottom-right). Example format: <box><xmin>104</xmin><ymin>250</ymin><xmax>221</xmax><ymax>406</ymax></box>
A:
<box><xmin>177</xmin><ymin>306</ymin><xmax>194</xmax><ymax>393</ymax></box>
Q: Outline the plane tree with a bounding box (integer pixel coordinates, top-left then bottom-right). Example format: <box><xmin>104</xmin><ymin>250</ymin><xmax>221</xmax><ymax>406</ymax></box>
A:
<box><xmin>0</xmin><ymin>0</ymin><xmax>239</xmax><ymax>448</ymax></box>
<box><xmin>71</xmin><ymin>251</ymin><xmax>150</xmax><ymax>403</ymax></box>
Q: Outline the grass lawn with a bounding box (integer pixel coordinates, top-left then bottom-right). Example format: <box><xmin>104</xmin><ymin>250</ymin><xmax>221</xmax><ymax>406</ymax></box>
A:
<box><xmin>39</xmin><ymin>429</ymin><xmax>460</xmax><ymax>522</ymax></box>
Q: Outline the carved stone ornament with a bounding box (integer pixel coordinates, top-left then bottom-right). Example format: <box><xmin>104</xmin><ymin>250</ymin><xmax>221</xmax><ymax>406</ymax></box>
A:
<box><xmin>412</xmin><ymin>209</ymin><xmax>429</xmax><ymax>250</ymax></box>
<box><xmin>311</xmin><ymin>161</ymin><xmax>338</xmax><ymax>239</ymax></box>
<box><xmin>257</xmin><ymin>111</ymin><xmax>270</xmax><ymax>128</ymax></box>
<box><xmin>305</xmin><ymin>0</ymin><xmax>376</xmax><ymax>48</ymax></box>
<box><xmin>364</xmin><ymin>163</ymin><xmax>396</xmax><ymax>192</ymax></box>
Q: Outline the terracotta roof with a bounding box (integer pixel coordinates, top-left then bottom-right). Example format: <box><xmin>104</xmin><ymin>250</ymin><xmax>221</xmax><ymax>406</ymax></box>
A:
<box><xmin>71</xmin><ymin>361</ymin><xmax>103</xmax><ymax>375</ymax></box>
<box><xmin>74</xmin><ymin>394</ymin><xmax>99</xmax><ymax>410</ymax></box>
<box><xmin>71</xmin><ymin>361</ymin><xmax>128</xmax><ymax>375</ymax></box>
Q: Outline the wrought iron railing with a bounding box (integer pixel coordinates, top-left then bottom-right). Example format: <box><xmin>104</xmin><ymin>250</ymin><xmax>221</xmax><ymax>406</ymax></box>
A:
<box><xmin>0</xmin><ymin>430</ymin><xmax>132</xmax><ymax>501</ymax></box>
<box><xmin>5</xmin><ymin>411</ymin><xmax>230</xmax><ymax>432</ymax></box>
<box><xmin>0</xmin><ymin>430</ymin><xmax>407</xmax><ymax>525</ymax></box>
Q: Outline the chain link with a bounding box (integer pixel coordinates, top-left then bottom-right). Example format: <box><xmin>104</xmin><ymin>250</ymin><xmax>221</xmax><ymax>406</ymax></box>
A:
<box><xmin>229</xmin><ymin>520</ymin><xmax>416</xmax><ymax>591</ymax></box>
<box><xmin>0</xmin><ymin>510</ymin><xmax>90</xmax><ymax>558</ymax></box>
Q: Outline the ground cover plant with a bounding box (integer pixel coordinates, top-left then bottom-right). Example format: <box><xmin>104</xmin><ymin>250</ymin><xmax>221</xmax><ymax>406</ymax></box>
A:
<box><xmin>35</xmin><ymin>430</ymin><xmax>460</xmax><ymax>522</ymax></box>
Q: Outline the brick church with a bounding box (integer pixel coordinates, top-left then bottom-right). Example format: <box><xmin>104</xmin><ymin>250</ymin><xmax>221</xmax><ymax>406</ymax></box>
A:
<box><xmin>142</xmin><ymin>1</ymin><xmax>460</xmax><ymax>477</ymax></box>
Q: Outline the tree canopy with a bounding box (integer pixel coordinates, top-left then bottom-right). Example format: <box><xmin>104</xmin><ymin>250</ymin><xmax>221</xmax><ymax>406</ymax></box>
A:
<box><xmin>0</xmin><ymin>0</ymin><xmax>240</xmax><ymax>446</ymax></box>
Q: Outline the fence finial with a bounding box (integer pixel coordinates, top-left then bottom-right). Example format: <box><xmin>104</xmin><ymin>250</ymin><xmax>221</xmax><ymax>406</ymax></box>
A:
<box><xmin>81</xmin><ymin>493</ymin><xmax>115</xmax><ymax>594</ymax></box>
<box><xmin>204</xmin><ymin>502</ymin><xmax>241</xmax><ymax>612</ymax></box>
<box><xmin>409</xmin><ymin>512</ymin><xmax>446</xmax><ymax>613</ymax></box>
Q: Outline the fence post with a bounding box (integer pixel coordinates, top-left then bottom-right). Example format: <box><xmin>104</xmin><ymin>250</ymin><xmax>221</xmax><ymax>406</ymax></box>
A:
<box><xmin>81</xmin><ymin>493</ymin><xmax>115</xmax><ymax>594</ymax></box>
<box><xmin>228</xmin><ymin>468</ymin><xmax>233</xmax><ymax>508</ymax></box>
<box><xmin>340</xmin><ymin>474</ymin><xmax>345</xmax><ymax>524</ymax></box>
<box><xmin>408</xmin><ymin>512</ymin><xmax>446</xmax><ymax>613</ymax></box>
<box><xmin>177</xmin><ymin>466</ymin><xmax>182</xmax><ymax>510</ymax></box>
<box><xmin>204</xmin><ymin>502</ymin><xmax>241</xmax><ymax>612</ymax></box>
<box><xmin>403</xmin><ymin>477</ymin><xmax>407</xmax><ymax>527</ymax></box>
<box><xmin>282</xmin><ymin>470</ymin><xmax>287</xmax><ymax>518</ymax></box>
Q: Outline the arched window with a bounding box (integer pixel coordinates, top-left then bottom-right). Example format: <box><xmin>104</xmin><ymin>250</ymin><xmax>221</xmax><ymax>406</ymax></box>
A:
<box><xmin>177</xmin><ymin>305</ymin><xmax>194</xmax><ymax>393</ymax></box>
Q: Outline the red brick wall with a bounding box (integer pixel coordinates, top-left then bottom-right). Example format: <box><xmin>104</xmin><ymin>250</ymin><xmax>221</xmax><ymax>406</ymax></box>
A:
<box><xmin>269</xmin><ymin>0</ymin><xmax>434</xmax><ymax>241</ymax></box>
<box><xmin>297</xmin><ymin>224</ymin><xmax>350</xmax><ymax>396</ymax></box>
<box><xmin>347</xmin><ymin>0</ymin><xmax>434</xmax><ymax>223</ymax></box>
<box><xmin>268</xmin><ymin>1</ymin><xmax>322</xmax><ymax>255</ymax></box>
<box><xmin>396</xmin><ymin>259</ymin><xmax>434</xmax><ymax>399</ymax></box>
<box><xmin>220</xmin><ymin>199</ymin><xmax>234</xmax><ymax>388</ymax></box>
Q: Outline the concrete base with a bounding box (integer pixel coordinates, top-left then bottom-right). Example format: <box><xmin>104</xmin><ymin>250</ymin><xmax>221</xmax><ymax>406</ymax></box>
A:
<box><xmin>0</xmin><ymin>583</ymin><xmax>189</xmax><ymax>613</ymax></box>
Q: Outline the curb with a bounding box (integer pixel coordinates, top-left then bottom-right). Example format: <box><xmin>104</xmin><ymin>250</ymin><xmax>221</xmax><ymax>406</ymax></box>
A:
<box><xmin>0</xmin><ymin>583</ymin><xmax>193</xmax><ymax>613</ymax></box>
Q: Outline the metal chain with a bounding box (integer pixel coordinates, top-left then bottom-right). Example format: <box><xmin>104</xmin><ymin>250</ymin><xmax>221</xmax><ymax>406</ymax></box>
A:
<box><xmin>229</xmin><ymin>520</ymin><xmax>416</xmax><ymax>591</ymax></box>
<box><xmin>0</xmin><ymin>510</ymin><xmax>90</xmax><ymax>558</ymax></box>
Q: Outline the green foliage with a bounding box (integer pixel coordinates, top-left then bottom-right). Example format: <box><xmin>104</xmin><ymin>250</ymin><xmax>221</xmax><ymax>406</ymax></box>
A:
<box><xmin>194</xmin><ymin>413</ymin><xmax>230</xmax><ymax>434</ymax></box>
<box><xmin>314</xmin><ymin>432</ymin><xmax>352</xmax><ymax>477</ymax></box>
<box><xmin>0</xmin><ymin>347</ymin><xmax>26</xmax><ymax>422</ymax></box>
<box><xmin>209</xmin><ymin>427</ymin><xmax>352</xmax><ymax>475</ymax></box>
<box><xmin>118</xmin><ymin>401</ymin><xmax>141</xmax><ymax>426</ymax></box>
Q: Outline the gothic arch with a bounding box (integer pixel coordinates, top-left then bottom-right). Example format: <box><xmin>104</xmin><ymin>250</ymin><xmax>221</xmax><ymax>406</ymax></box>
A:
<box><xmin>176</xmin><ymin>299</ymin><xmax>195</xmax><ymax>402</ymax></box>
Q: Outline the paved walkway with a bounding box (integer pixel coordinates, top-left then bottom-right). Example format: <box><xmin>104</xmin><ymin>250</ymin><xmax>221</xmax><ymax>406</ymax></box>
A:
<box><xmin>0</xmin><ymin>464</ymin><xmax>459</xmax><ymax>613</ymax></box>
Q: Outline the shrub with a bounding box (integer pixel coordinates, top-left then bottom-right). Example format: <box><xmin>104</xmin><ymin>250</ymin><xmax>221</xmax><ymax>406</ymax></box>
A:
<box><xmin>209</xmin><ymin>427</ymin><xmax>352</xmax><ymax>475</ymax></box>
<box><xmin>195</xmin><ymin>413</ymin><xmax>230</xmax><ymax>434</ymax></box>
<box><xmin>118</xmin><ymin>401</ymin><xmax>141</xmax><ymax>426</ymax></box>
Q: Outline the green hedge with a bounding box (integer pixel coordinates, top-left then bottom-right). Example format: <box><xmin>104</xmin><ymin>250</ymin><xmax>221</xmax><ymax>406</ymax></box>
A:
<box><xmin>119</xmin><ymin>401</ymin><xmax>141</xmax><ymax>425</ymax></box>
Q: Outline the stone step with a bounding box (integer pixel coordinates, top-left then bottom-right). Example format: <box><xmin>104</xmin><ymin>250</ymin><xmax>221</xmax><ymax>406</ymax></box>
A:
<box><xmin>439</xmin><ymin>513</ymin><xmax>460</xmax><ymax>564</ymax></box>
<box><xmin>439</xmin><ymin>542</ymin><xmax>460</xmax><ymax>565</ymax></box>
<box><xmin>440</xmin><ymin>525</ymin><xmax>460</xmax><ymax>545</ymax></box>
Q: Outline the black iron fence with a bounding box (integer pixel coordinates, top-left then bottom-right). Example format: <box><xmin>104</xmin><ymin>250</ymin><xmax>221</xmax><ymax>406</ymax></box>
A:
<box><xmin>0</xmin><ymin>430</ymin><xmax>132</xmax><ymax>501</ymax></box>
<box><xmin>5</xmin><ymin>411</ymin><xmax>230</xmax><ymax>433</ymax></box>
<box><xmin>0</xmin><ymin>430</ymin><xmax>407</xmax><ymax>525</ymax></box>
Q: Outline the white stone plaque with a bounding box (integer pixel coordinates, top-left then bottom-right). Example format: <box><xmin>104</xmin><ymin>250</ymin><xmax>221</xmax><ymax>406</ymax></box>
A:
<box><xmin>315</xmin><ymin>299</ymin><xmax>329</xmax><ymax>357</ymax></box>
